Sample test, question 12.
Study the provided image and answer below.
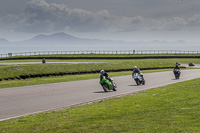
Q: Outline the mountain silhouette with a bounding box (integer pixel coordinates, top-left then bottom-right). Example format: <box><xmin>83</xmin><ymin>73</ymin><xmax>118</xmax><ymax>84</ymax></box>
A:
<box><xmin>30</xmin><ymin>32</ymin><xmax>80</xmax><ymax>41</ymax></box>
<box><xmin>6</xmin><ymin>32</ymin><xmax>189</xmax><ymax>46</ymax></box>
<box><xmin>21</xmin><ymin>32</ymin><xmax>122</xmax><ymax>45</ymax></box>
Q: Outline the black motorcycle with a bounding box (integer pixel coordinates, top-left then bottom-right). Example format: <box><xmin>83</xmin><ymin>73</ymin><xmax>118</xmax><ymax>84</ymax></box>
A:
<box><xmin>173</xmin><ymin>69</ymin><xmax>181</xmax><ymax>79</ymax></box>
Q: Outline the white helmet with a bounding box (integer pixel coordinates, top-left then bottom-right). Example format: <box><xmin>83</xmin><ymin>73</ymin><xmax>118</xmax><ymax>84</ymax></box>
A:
<box><xmin>100</xmin><ymin>70</ymin><xmax>105</xmax><ymax>74</ymax></box>
<box><xmin>134</xmin><ymin>66</ymin><xmax>137</xmax><ymax>69</ymax></box>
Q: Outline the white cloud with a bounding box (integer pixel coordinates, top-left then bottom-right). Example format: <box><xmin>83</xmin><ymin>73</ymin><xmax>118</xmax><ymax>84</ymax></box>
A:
<box><xmin>2</xmin><ymin>0</ymin><xmax>200</xmax><ymax>34</ymax></box>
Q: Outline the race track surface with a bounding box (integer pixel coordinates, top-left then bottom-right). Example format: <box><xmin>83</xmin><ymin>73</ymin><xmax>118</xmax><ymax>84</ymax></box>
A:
<box><xmin>0</xmin><ymin>69</ymin><xmax>200</xmax><ymax>121</ymax></box>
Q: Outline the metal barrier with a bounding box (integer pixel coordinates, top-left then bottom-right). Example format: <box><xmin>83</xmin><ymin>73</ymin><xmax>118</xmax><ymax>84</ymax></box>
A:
<box><xmin>0</xmin><ymin>50</ymin><xmax>200</xmax><ymax>58</ymax></box>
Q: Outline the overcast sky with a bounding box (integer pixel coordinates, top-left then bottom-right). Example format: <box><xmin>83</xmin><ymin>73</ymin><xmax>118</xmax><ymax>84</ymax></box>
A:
<box><xmin>1</xmin><ymin>0</ymin><xmax>200</xmax><ymax>42</ymax></box>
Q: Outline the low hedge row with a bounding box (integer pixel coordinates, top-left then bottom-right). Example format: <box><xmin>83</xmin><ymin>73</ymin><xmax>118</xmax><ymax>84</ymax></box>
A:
<box><xmin>0</xmin><ymin>67</ymin><xmax>186</xmax><ymax>81</ymax></box>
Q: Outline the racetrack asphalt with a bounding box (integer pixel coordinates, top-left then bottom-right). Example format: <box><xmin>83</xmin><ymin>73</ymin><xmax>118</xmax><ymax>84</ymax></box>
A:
<box><xmin>181</xmin><ymin>64</ymin><xmax>200</xmax><ymax>68</ymax></box>
<box><xmin>0</xmin><ymin>69</ymin><xmax>200</xmax><ymax>121</ymax></box>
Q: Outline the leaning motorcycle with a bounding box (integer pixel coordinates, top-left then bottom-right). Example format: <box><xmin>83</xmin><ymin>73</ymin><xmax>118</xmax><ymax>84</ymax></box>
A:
<box><xmin>132</xmin><ymin>72</ymin><xmax>145</xmax><ymax>85</ymax></box>
<box><xmin>99</xmin><ymin>76</ymin><xmax>117</xmax><ymax>92</ymax></box>
<box><xmin>173</xmin><ymin>69</ymin><xmax>181</xmax><ymax>79</ymax></box>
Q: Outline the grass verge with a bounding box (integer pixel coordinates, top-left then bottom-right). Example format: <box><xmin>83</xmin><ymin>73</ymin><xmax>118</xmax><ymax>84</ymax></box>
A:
<box><xmin>0</xmin><ymin>58</ymin><xmax>197</xmax><ymax>79</ymax></box>
<box><xmin>1</xmin><ymin>77</ymin><xmax>200</xmax><ymax>132</ymax></box>
<box><xmin>0</xmin><ymin>69</ymin><xmax>170</xmax><ymax>89</ymax></box>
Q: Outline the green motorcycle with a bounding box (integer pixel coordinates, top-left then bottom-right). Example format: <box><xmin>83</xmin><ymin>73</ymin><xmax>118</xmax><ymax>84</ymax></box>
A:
<box><xmin>99</xmin><ymin>76</ymin><xmax>117</xmax><ymax>92</ymax></box>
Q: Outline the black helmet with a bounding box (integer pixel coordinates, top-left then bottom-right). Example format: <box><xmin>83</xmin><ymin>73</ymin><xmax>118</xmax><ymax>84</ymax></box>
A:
<box><xmin>175</xmin><ymin>62</ymin><xmax>180</xmax><ymax>66</ymax></box>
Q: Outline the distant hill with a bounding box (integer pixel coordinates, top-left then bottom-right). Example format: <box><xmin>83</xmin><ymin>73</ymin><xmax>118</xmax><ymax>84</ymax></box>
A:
<box><xmin>11</xmin><ymin>32</ymin><xmax>190</xmax><ymax>47</ymax></box>
<box><xmin>29</xmin><ymin>32</ymin><xmax>81</xmax><ymax>42</ymax></box>
<box><xmin>21</xmin><ymin>32</ymin><xmax>92</xmax><ymax>45</ymax></box>
<box><xmin>13</xmin><ymin>32</ymin><xmax>130</xmax><ymax>45</ymax></box>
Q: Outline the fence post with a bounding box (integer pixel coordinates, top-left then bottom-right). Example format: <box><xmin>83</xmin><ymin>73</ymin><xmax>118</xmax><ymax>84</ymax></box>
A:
<box><xmin>8</xmin><ymin>53</ymin><xmax>12</xmax><ymax>57</ymax></box>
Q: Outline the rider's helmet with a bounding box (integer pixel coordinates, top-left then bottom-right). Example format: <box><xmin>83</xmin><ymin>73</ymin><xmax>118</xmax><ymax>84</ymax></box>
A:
<box><xmin>175</xmin><ymin>62</ymin><xmax>180</xmax><ymax>66</ymax></box>
<box><xmin>100</xmin><ymin>70</ymin><xmax>105</xmax><ymax>74</ymax></box>
<box><xmin>133</xmin><ymin>66</ymin><xmax>137</xmax><ymax>71</ymax></box>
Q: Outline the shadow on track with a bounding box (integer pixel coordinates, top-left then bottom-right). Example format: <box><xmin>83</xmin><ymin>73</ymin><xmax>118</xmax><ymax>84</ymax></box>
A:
<box><xmin>93</xmin><ymin>91</ymin><xmax>106</xmax><ymax>93</ymax></box>
<box><xmin>128</xmin><ymin>85</ymin><xmax>138</xmax><ymax>86</ymax></box>
<box><xmin>94</xmin><ymin>91</ymin><xmax>116</xmax><ymax>93</ymax></box>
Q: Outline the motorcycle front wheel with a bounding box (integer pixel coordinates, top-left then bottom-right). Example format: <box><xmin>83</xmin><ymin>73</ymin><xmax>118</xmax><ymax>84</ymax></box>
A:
<box><xmin>102</xmin><ymin>84</ymin><xmax>109</xmax><ymax>92</ymax></box>
<box><xmin>136</xmin><ymin>80</ymin><xmax>140</xmax><ymax>85</ymax></box>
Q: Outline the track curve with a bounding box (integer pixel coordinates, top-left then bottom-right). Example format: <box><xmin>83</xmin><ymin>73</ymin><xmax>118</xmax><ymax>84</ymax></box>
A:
<box><xmin>0</xmin><ymin>69</ymin><xmax>200</xmax><ymax>121</ymax></box>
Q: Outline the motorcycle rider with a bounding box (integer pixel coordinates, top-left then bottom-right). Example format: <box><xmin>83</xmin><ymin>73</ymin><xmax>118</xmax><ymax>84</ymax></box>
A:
<box><xmin>133</xmin><ymin>66</ymin><xmax>144</xmax><ymax>79</ymax></box>
<box><xmin>175</xmin><ymin>62</ymin><xmax>180</xmax><ymax>66</ymax></box>
<box><xmin>133</xmin><ymin>66</ymin><xmax>141</xmax><ymax>74</ymax></box>
<box><xmin>173</xmin><ymin>62</ymin><xmax>181</xmax><ymax>78</ymax></box>
<box><xmin>174</xmin><ymin>62</ymin><xmax>181</xmax><ymax>70</ymax></box>
<box><xmin>100</xmin><ymin>70</ymin><xmax>112</xmax><ymax>83</ymax></box>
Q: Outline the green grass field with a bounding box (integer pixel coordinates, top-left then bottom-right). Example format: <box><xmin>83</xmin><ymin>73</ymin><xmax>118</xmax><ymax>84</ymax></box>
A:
<box><xmin>0</xmin><ymin>56</ymin><xmax>199</xmax><ymax>88</ymax></box>
<box><xmin>0</xmin><ymin>69</ymin><xmax>170</xmax><ymax>89</ymax></box>
<box><xmin>1</xmin><ymin>78</ymin><xmax>200</xmax><ymax>132</ymax></box>
<box><xmin>0</xmin><ymin>54</ymin><xmax>200</xmax><ymax>132</ymax></box>
<box><xmin>0</xmin><ymin>58</ymin><xmax>198</xmax><ymax>79</ymax></box>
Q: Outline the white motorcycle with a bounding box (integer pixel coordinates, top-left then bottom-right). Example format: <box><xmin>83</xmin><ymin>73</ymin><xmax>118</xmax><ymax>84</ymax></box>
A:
<box><xmin>132</xmin><ymin>72</ymin><xmax>145</xmax><ymax>85</ymax></box>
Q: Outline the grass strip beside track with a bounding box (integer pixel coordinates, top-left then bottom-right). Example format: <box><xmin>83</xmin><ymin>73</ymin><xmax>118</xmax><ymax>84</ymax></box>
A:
<box><xmin>0</xmin><ymin>59</ymin><xmax>173</xmax><ymax>79</ymax></box>
<box><xmin>1</xmin><ymin>77</ymin><xmax>200</xmax><ymax>132</ymax></box>
<box><xmin>0</xmin><ymin>57</ymin><xmax>199</xmax><ymax>88</ymax></box>
<box><xmin>0</xmin><ymin>58</ymin><xmax>198</xmax><ymax>79</ymax></box>
<box><xmin>0</xmin><ymin>69</ymin><xmax>170</xmax><ymax>89</ymax></box>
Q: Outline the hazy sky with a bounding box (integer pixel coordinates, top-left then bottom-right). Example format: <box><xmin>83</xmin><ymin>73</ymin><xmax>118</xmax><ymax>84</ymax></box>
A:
<box><xmin>1</xmin><ymin>0</ymin><xmax>200</xmax><ymax>42</ymax></box>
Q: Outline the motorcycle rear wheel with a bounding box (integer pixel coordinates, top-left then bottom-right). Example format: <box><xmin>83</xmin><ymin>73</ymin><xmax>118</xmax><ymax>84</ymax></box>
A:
<box><xmin>142</xmin><ymin>80</ymin><xmax>145</xmax><ymax>85</ymax></box>
<box><xmin>113</xmin><ymin>83</ymin><xmax>117</xmax><ymax>91</ymax></box>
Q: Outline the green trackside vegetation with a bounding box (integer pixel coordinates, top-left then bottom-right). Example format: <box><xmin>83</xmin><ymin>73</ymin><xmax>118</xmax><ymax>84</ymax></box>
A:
<box><xmin>1</xmin><ymin>78</ymin><xmax>200</xmax><ymax>132</ymax></box>
<box><xmin>0</xmin><ymin>69</ymin><xmax>171</xmax><ymax>89</ymax></box>
<box><xmin>0</xmin><ymin>59</ymin><xmax>173</xmax><ymax>79</ymax></box>
<box><xmin>0</xmin><ymin>56</ymin><xmax>199</xmax><ymax>88</ymax></box>
<box><xmin>1</xmin><ymin>58</ymin><xmax>199</xmax><ymax>79</ymax></box>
